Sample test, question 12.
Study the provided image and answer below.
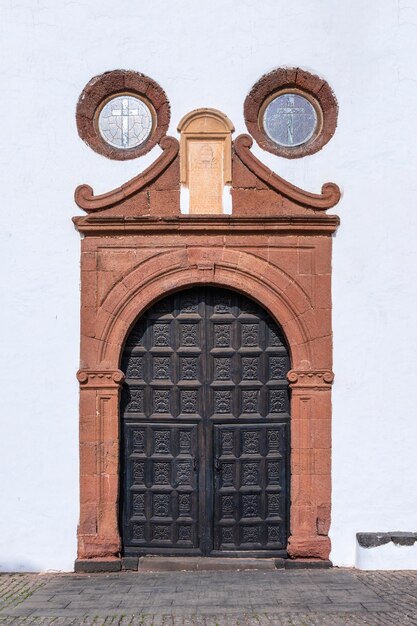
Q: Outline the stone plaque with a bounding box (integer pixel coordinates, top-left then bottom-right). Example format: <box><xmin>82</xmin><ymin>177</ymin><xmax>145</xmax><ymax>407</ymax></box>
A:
<box><xmin>188</xmin><ymin>141</ymin><xmax>224</xmax><ymax>214</ymax></box>
<box><xmin>178</xmin><ymin>109</ymin><xmax>233</xmax><ymax>214</ymax></box>
<box><xmin>263</xmin><ymin>93</ymin><xmax>318</xmax><ymax>148</ymax></box>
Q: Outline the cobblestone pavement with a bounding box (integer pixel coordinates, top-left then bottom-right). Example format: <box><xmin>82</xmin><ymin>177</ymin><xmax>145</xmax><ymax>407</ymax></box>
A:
<box><xmin>0</xmin><ymin>569</ymin><xmax>416</xmax><ymax>625</ymax></box>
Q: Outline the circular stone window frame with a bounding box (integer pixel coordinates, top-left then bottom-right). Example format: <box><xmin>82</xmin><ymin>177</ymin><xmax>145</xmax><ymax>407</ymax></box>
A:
<box><xmin>76</xmin><ymin>70</ymin><xmax>170</xmax><ymax>160</ymax></box>
<box><xmin>244</xmin><ymin>68</ymin><xmax>338</xmax><ymax>159</ymax></box>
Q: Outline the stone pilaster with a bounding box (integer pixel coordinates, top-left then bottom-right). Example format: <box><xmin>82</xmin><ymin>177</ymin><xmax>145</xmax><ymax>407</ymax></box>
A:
<box><xmin>77</xmin><ymin>369</ymin><xmax>124</xmax><ymax>560</ymax></box>
<box><xmin>286</xmin><ymin>369</ymin><xmax>334</xmax><ymax>560</ymax></box>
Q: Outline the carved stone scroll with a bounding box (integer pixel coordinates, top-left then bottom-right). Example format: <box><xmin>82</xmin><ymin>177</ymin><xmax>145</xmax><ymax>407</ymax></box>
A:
<box><xmin>287</xmin><ymin>369</ymin><xmax>334</xmax><ymax>388</ymax></box>
<box><xmin>74</xmin><ymin>136</ymin><xmax>179</xmax><ymax>213</ymax></box>
<box><xmin>234</xmin><ymin>135</ymin><xmax>340</xmax><ymax>210</ymax></box>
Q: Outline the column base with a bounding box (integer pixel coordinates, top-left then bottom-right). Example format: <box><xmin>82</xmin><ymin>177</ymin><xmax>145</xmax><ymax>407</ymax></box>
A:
<box><xmin>74</xmin><ymin>557</ymin><xmax>121</xmax><ymax>573</ymax></box>
<box><xmin>285</xmin><ymin>558</ymin><xmax>332</xmax><ymax>569</ymax></box>
<box><xmin>78</xmin><ymin>534</ymin><xmax>121</xmax><ymax>560</ymax></box>
<box><xmin>287</xmin><ymin>535</ymin><xmax>331</xmax><ymax>560</ymax></box>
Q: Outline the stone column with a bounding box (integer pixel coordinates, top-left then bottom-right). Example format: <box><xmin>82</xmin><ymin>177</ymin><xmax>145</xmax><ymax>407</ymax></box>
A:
<box><xmin>76</xmin><ymin>369</ymin><xmax>124</xmax><ymax>564</ymax></box>
<box><xmin>286</xmin><ymin>369</ymin><xmax>334</xmax><ymax>561</ymax></box>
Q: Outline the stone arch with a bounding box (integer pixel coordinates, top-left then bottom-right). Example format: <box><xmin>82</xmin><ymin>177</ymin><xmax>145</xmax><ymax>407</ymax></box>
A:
<box><xmin>77</xmin><ymin>245</ymin><xmax>333</xmax><ymax>566</ymax></box>
<box><xmin>94</xmin><ymin>247</ymin><xmax>313</xmax><ymax>371</ymax></box>
<box><xmin>177</xmin><ymin>108</ymin><xmax>234</xmax><ymax>134</ymax></box>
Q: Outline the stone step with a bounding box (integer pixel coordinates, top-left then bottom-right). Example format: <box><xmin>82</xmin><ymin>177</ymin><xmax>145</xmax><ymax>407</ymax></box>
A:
<box><xmin>137</xmin><ymin>556</ymin><xmax>280</xmax><ymax>572</ymax></box>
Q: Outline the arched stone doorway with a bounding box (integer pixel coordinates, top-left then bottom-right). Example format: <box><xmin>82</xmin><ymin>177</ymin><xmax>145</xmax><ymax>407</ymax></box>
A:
<box><xmin>74</xmin><ymin>119</ymin><xmax>339</xmax><ymax>570</ymax></box>
<box><xmin>120</xmin><ymin>286</ymin><xmax>291</xmax><ymax>557</ymax></box>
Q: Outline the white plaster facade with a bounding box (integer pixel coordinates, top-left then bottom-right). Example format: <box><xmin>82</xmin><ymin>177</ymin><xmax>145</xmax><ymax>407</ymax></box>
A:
<box><xmin>1</xmin><ymin>0</ymin><xmax>416</xmax><ymax>571</ymax></box>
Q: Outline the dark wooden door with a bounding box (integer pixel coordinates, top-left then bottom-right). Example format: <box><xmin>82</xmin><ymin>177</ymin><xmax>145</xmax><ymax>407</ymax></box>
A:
<box><xmin>121</xmin><ymin>287</ymin><xmax>290</xmax><ymax>557</ymax></box>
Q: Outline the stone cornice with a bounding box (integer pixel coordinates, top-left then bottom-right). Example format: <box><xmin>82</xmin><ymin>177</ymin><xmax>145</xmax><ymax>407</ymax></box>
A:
<box><xmin>74</xmin><ymin>136</ymin><xmax>179</xmax><ymax>212</ymax></box>
<box><xmin>234</xmin><ymin>134</ymin><xmax>341</xmax><ymax>210</ymax></box>
<box><xmin>287</xmin><ymin>369</ymin><xmax>334</xmax><ymax>389</ymax></box>
<box><xmin>73</xmin><ymin>214</ymin><xmax>340</xmax><ymax>236</ymax></box>
<box><xmin>77</xmin><ymin>369</ymin><xmax>125</xmax><ymax>389</ymax></box>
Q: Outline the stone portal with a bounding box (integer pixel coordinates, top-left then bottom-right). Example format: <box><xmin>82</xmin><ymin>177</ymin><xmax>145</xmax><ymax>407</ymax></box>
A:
<box><xmin>73</xmin><ymin>108</ymin><xmax>340</xmax><ymax>571</ymax></box>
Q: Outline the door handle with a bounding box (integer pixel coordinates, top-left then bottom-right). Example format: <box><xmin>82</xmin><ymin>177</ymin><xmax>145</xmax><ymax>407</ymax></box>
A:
<box><xmin>214</xmin><ymin>457</ymin><xmax>221</xmax><ymax>472</ymax></box>
<box><xmin>193</xmin><ymin>458</ymin><xmax>198</xmax><ymax>472</ymax></box>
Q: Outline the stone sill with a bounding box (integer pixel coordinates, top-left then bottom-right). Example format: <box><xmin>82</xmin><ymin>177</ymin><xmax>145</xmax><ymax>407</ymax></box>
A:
<box><xmin>357</xmin><ymin>532</ymin><xmax>417</xmax><ymax>548</ymax></box>
<box><xmin>74</xmin><ymin>557</ymin><xmax>332</xmax><ymax>573</ymax></box>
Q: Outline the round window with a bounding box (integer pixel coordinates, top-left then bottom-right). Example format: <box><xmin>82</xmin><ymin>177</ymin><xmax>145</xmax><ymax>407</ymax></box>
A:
<box><xmin>262</xmin><ymin>92</ymin><xmax>320</xmax><ymax>148</ymax></box>
<box><xmin>244</xmin><ymin>69</ymin><xmax>337</xmax><ymax>158</ymax></box>
<box><xmin>97</xmin><ymin>94</ymin><xmax>154</xmax><ymax>150</ymax></box>
<box><xmin>77</xmin><ymin>71</ymin><xmax>170</xmax><ymax>160</ymax></box>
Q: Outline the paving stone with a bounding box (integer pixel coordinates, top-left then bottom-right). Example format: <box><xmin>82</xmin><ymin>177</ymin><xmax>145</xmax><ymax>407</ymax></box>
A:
<box><xmin>28</xmin><ymin>609</ymin><xmax>95</xmax><ymax>617</ymax></box>
<box><xmin>285</xmin><ymin>559</ymin><xmax>332</xmax><ymax>569</ymax></box>
<box><xmin>138</xmin><ymin>557</ymin><xmax>277</xmax><ymax>572</ymax></box>
<box><xmin>0</xmin><ymin>569</ymin><xmax>416</xmax><ymax>624</ymax></box>
<box><xmin>360</xmin><ymin>601</ymin><xmax>394</xmax><ymax>611</ymax></box>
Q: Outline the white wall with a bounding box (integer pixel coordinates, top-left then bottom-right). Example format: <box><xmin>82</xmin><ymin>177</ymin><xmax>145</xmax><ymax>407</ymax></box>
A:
<box><xmin>356</xmin><ymin>542</ymin><xmax>417</xmax><ymax>571</ymax></box>
<box><xmin>1</xmin><ymin>0</ymin><xmax>416</xmax><ymax>571</ymax></box>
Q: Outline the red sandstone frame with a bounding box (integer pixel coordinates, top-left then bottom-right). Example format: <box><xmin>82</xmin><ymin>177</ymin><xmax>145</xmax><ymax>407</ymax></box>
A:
<box><xmin>73</xmin><ymin>129</ymin><xmax>340</xmax><ymax>570</ymax></box>
<box><xmin>76</xmin><ymin>70</ymin><xmax>170</xmax><ymax>160</ymax></box>
<box><xmin>244</xmin><ymin>67</ymin><xmax>338</xmax><ymax>159</ymax></box>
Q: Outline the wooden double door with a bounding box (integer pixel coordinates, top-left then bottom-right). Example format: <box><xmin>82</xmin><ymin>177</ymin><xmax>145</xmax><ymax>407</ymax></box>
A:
<box><xmin>120</xmin><ymin>287</ymin><xmax>290</xmax><ymax>557</ymax></box>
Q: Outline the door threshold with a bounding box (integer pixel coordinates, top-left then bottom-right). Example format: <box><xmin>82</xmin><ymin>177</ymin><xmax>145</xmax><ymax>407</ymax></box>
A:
<box><xmin>137</xmin><ymin>556</ymin><xmax>281</xmax><ymax>572</ymax></box>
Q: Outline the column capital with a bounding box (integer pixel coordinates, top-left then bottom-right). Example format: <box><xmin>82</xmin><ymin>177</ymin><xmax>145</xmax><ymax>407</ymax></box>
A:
<box><xmin>76</xmin><ymin>369</ymin><xmax>125</xmax><ymax>389</ymax></box>
<box><xmin>287</xmin><ymin>369</ymin><xmax>334</xmax><ymax>389</ymax></box>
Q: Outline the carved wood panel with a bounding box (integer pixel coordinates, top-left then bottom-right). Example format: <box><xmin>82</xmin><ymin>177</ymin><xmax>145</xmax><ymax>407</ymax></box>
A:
<box><xmin>213</xmin><ymin>423</ymin><xmax>288</xmax><ymax>552</ymax></box>
<box><xmin>122</xmin><ymin>423</ymin><xmax>198</xmax><ymax>552</ymax></box>
<box><xmin>121</xmin><ymin>287</ymin><xmax>290</xmax><ymax>556</ymax></box>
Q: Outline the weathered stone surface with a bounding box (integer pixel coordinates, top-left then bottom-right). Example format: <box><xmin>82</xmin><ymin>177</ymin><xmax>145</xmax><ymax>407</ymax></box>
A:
<box><xmin>243</xmin><ymin>67</ymin><xmax>338</xmax><ymax>159</ymax></box>
<box><xmin>138</xmin><ymin>557</ymin><xmax>277</xmax><ymax>572</ymax></box>
<box><xmin>357</xmin><ymin>532</ymin><xmax>417</xmax><ymax>548</ymax></box>
<box><xmin>74</xmin><ymin>558</ymin><xmax>121</xmax><ymax>573</ymax></box>
<box><xmin>178</xmin><ymin>109</ymin><xmax>234</xmax><ymax>214</ymax></box>
<box><xmin>76</xmin><ymin>70</ymin><xmax>171</xmax><ymax>161</ymax></box>
<box><xmin>390</xmin><ymin>532</ymin><xmax>417</xmax><ymax>546</ymax></box>
<box><xmin>285</xmin><ymin>559</ymin><xmax>332</xmax><ymax>569</ymax></box>
<box><xmin>121</xmin><ymin>556</ymin><xmax>139</xmax><ymax>571</ymax></box>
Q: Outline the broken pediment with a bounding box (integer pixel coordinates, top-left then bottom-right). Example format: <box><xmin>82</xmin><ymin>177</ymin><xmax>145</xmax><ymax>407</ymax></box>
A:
<box><xmin>73</xmin><ymin>110</ymin><xmax>340</xmax><ymax>224</ymax></box>
<box><xmin>231</xmin><ymin>134</ymin><xmax>340</xmax><ymax>217</ymax></box>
